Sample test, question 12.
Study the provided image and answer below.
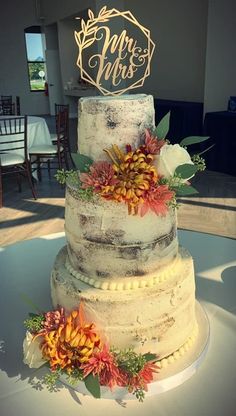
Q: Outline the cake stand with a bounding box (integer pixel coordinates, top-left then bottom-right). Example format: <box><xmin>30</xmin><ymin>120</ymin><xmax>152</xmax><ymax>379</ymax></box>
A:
<box><xmin>60</xmin><ymin>301</ymin><xmax>209</xmax><ymax>400</ymax></box>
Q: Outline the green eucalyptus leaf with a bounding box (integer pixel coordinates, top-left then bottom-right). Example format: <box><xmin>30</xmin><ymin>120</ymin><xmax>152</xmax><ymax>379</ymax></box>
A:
<box><xmin>197</xmin><ymin>143</ymin><xmax>215</xmax><ymax>156</ymax></box>
<box><xmin>175</xmin><ymin>163</ymin><xmax>198</xmax><ymax>179</ymax></box>
<box><xmin>143</xmin><ymin>353</ymin><xmax>158</xmax><ymax>362</ymax></box>
<box><xmin>180</xmin><ymin>136</ymin><xmax>210</xmax><ymax>147</ymax></box>
<box><xmin>154</xmin><ymin>111</ymin><xmax>170</xmax><ymax>139</ymax></box>
<box><xmin>71</xmin><ymin>153</ymin><xmax>93</xmax><ymax>172</ymax></box>
<box><xmin>84</xmin><ymin>374</ymin><xmax>101</xmax><ymax>399</ymax></box>
<box><xmin>176</xmin><ymin>185</ymin><xmax>199</xmax><ymax>196</ymax></box>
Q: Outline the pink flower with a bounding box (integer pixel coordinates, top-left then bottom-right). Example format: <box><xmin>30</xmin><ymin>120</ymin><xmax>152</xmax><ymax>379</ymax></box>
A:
<box><xmin>80</xmin><ymin>161</ymin><xmax>118</xmax><ymax>193</ymax></box>
<box><xmin>33</xmin><ymin>307</ymin><xmax>65</xmax><ymax>339</ymax></box>
<box><xmin>139</xmin><ymin>184</ymin><xmax>175</xmax><ymax>217</ymax></box>
<box><xmin>43</xmin><ymin>307</ymin><xmax>65</xmax><ymax>331</ymax></box>
<box><xmin>81</xmin><ymin>345</ymin><xmax>122</xmax><ymax>389</ymax></box>
<box><xmin>142</xmin><ymin>130</ymin><xmax>166</xmax><ymax>155</ymax></box>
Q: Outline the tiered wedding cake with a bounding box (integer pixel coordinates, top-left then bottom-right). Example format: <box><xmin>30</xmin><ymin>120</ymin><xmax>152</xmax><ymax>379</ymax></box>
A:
<box><xmin>51</xmin><ymin>94</ymin><xmax>197</xmax><ymax>362</ymax></box>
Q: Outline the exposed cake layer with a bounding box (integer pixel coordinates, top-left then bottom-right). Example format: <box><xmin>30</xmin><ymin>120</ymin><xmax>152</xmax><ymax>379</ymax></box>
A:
<box><xmin>65</xmin><ymin>253</ymin><xmax>181</xmax><ymax>290</ymax></box>
<box><xmin>78</xmin><ymin>94</ymin><xmax>155</xmax><ymax>160</ymax></box>
<box><xmin>51</xmin><ymin>246</ymin><xmax>197</xmax><ymax>360</ymax></box>
<box><xmin>65</xmin><ymin>184</ymin><xmax>178</xmax><ymax>279</ymax></box>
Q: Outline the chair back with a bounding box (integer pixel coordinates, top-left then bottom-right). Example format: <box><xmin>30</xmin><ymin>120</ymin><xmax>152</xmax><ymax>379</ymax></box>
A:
<box><xmin>1</xmin><ymin>95</ymin><xmax>12</xmax><ymax>105</ymax></box>
<box><xmin>16</xmin><ymin>96</ymin><xmax>21</xmax><ymax>115</ymax></box>
<box><xmin>0</xmin><ymin>102</ymin><xmax>15</xmax><ymax>115</ymax></box>
<box><xmin>55</xmin><ymin>109</ymin><xmax>69</xmax><ymax>149</ymax></box>
<box><xmin>55</xmin><ymin>103</ymin><xmax>69</xmax><ymax>115</ymax></box>
<box><xmin>0</xmin><ymin>116</ymin><xmax>28</xmax><ymax>161</ymax></box>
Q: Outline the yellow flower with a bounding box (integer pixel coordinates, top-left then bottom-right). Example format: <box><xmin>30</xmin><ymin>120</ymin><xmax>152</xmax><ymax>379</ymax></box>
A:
<box><xmin>41</xmin><ymin>310</ymin><xmax>101</xmax><ymax>372</ymax></box>
<box><xmin>103</xmin><ymin>145</ymin><xmax>158</xmax><ymax>215</ymax></box>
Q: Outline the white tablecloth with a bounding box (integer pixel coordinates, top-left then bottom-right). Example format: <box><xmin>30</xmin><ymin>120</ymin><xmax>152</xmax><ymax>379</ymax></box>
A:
<box><xmin>0</xmin><ymin>115</ymin><xmax>52</xmax><ymax>154</ymax></box>
<box><xmin>0</xmin><ymin>230</ymin><xmax>236</xmax><ymax>416</ymax></box>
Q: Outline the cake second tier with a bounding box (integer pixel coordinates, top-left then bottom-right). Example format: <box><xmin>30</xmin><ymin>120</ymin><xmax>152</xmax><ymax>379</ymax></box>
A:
<box><xmin>51</xmin><ymin>245</ymin><xmax>196</xmax><ymax>360</ymax></box>
<box><xmin>65</xmin><ymin>182</ymin><xmax>178</xmax><ymax>280</ymax></box>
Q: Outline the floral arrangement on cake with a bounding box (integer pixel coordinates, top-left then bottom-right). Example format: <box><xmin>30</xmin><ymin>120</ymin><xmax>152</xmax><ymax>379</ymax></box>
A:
<box><xmin>56</xmin><ymin>112</ymin><xmax>210</xmax><ymax>216</ymax></box>
<box><xmin>23</xmin><ymin>303</ymin><xmax>159</xmax><ymax>401</ymax></box>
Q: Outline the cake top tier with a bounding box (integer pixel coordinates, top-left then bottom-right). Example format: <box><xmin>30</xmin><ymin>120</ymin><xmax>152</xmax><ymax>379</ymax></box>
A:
<box><xmin>78</xmin><ymin>94</ymin><xmax>155</xmax><ymax>161</ymax></box>
<box><xmin>79</xmin><ymin>93</ymin><xmax>149</xmax><ymax>103</ymax></box>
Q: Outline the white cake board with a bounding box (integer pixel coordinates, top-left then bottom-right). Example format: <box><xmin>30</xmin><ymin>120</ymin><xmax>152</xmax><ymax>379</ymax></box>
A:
<box><xmin>60</xmin><ymin>301</ymin><xmax>209</xmax><ymax>400</ymax></box>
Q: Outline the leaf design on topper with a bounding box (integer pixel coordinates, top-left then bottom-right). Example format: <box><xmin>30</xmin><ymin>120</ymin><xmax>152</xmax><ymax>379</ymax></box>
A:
<box><xmin>74</xmin><ymin>7</ymin><xmax>155</xmax><ymax>96</ymax></box>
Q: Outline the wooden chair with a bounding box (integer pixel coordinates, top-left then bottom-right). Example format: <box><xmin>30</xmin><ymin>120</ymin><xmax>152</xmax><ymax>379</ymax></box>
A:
<box><xmin>55</xmin><ymin>103</ymin><xmax>69</xmax><ymax>115</ymax></box>
<box><xmin>29</xmin><ymin>109</ymin><xmax>71</xmax><ymax>181</ymax></box>
<box><xmin>16</xmin><ymin>96</ymin><xmax>21</xmax><ymax>115</ymax></box>
<box><xmin>0</xmin><ymin>102</ymin><xmax>15</xmax><ymax>115</ymax></box>
<box><xmin>1</xmin><ymin>95</ymin><xmax>12</xmax><ymax>105</ymax></box>
<box><xmin>0</xmin><ymin>116</ymin><xmax>37</xmax><ymax>208</ymax></box>
<box><xmin>50</xmin><ymin>104</ymin><xmax>69</xmax><ymax>144</ymax></box>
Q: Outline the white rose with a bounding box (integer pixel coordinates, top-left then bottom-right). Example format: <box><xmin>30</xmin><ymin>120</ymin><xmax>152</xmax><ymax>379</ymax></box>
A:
<box><xmin>155</xmin><ymin>144</ymin><xmax>194</xmax><ymax>182</ymax></box>
<box><xmin>23</xmin><ymin>331</ymin><xmax>47</xmax><ymax>369</ymax></box>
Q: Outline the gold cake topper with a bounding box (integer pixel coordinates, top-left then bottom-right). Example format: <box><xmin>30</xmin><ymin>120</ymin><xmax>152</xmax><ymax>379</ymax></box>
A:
<box><xmin>74</xmin><ymin>6</ymin><xmax>155</xmax><ymax>96</ymax></box>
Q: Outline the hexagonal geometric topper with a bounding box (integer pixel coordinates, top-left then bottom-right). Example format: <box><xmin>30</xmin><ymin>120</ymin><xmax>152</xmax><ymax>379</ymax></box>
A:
<box><xmin>74</xmin><ymin>6</ymin><xmax>155</xmax><ymax>96</ymax></box>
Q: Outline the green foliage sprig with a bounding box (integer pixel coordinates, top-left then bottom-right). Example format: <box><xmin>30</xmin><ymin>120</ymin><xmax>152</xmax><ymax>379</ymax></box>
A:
<box><xmin>55</xmin><ymin>169</ymin><xmax>94</xmax><ymax>202</ymax></box>
<box><xmin>112</xmin><ymin>348</ymin><xmax>157</xmax><ymax>401</ymax></box>
<box><xmin>76</xmin><ymin>186</ymin><xmax>94</xmax><ymax>201</ymax></box>
<box><xmin>55</xmin><ymin>169</ymin><xmax>79</xmax><ymax>186</ymax></box>
<box><xmin>43</xmin><ymin>369</ymin><xmax>61</xmax><ymax>391</ymax></box>
<box><xmin>114</xmin><ymin>348</ymin><xmax>147</xmax><ymax>376</ymax></box>
<box><xmin>192</xmin><ymin>154</ymin><xmax>206</xmax><ymax>171</ymax></box>
<box><xmin>24</xmin><ymin>313</ymin><xmax>44</xmax><ymax>333</ymax></box>
<box><xmin>66</xmin><ymin>369</ymin><xmax>84</xmax><ymax>386</ymax></box>
<box><xmin>159</xmin><ymin>174</ymin><xmax>199</xmax><ymax>197</ymax></box>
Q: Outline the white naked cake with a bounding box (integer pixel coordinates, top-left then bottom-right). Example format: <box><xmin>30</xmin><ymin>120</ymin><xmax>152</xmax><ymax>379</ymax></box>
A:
<box><xmin>51</xmin><ymin>94</ymin><xmax>197</xmax><ymax>362</ymax></box>
<box><xmin>23</xmin><ymin>7</ymin><xmax>209</xmax><ymax>399</ymax></box>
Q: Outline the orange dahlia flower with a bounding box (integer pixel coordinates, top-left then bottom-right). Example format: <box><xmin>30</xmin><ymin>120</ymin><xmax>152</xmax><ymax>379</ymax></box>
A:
<box><xmin>127</xmin><ymin>361</ymin><xmax>159</xmax><ymax>392</ymax></box>
<box><xmin>103</xmin><ymin>144</ymin><xmax>158</xmax><ymax>215</ymax></box>
<box><xmin>80</xmin><ymin>161</ymin><xmax>118</xmax><ymax>194</ymax></box>
<box><xmin>81</xmin><ymin>344</ymin><xmax>123</xmax><ymax>389</ymax></box>
<box><xmin>142</xmin><ymin>129</ymin><xmax>166</xmax><ymax>155</ymax></box>
<box><xmin>139</xmin><ymin>184</ymin><xmax>175</xmax><ymax>217</ymax></box>
<box><xmin>41</xmin><ymin>309</ymin><xmax>101</xmax><ymax>372</ymax></box>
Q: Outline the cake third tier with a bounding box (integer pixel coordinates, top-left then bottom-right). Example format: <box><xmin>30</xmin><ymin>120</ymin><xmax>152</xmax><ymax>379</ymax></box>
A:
<box><xmin>65</xmin><ymin>182</ymin><xmax>178</xmax><ymax>280</ymax></box>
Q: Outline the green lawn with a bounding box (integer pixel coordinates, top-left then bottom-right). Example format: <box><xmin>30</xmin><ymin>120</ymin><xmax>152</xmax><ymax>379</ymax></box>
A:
<box><xmin>30</xmin><ymin>79</ymin><xmax>45</xmax><ymax>91</ymax></box>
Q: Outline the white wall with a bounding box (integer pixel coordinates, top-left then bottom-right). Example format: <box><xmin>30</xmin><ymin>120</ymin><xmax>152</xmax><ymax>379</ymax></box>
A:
<box><xmin>0</xmin><ymin>0</ymin><xmax>49</xmax><ymax>115</ymax></box>
<box><xmin>204</xmin><ymin>0</ymin><xmax>236</xmax><ymax>113</ymax></box>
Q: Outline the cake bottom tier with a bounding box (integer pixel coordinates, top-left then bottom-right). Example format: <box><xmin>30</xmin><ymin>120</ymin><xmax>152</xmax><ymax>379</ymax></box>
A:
<box><xmin>51</xmin><ymin>246</ymin><xmax>197</xmax><ymax>360</ymax></box>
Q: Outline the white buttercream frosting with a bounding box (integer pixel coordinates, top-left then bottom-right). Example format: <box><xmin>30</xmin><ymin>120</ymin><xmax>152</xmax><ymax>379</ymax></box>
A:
<box><xmin>65</xmin><ymin>253</ymin><xmax>180</xmax><ymax>290</ymax></box>
<box><xmin>51</xmin><ymin>246</ymin><xmax>197</xmax><ymax>360</ymax></box>
<box><xmin>78</xmin><ymin>94</ymin><xmax>155</xmax><ymax>160</ymax></box>
<box><xmin>50</xmin><ymin>94</ymin><xmax>198</xmax><ymax>362</ymax></box>
<box><xmin>65</xmin><ymin>185</ymin><xmax>178</xmax><ymax>279</ymax></box>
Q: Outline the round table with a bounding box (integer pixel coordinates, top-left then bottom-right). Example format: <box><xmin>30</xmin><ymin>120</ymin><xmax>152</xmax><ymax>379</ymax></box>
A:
<box><xmin>0</xmin><ymin>231</ymin><xmax>236</xmax><ymax>416</ymax></box>
<box><xmin>0</xmin><ymin>115</ymin><xmax>52</xmax><ymax>150</ymax></box>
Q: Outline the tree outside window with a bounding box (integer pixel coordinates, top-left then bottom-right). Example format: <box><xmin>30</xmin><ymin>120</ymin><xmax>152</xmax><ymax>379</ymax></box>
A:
<box><xmin>25</xmin><ymin>27</ymin><xmax>47</xmax><ymax>92</ymax></box>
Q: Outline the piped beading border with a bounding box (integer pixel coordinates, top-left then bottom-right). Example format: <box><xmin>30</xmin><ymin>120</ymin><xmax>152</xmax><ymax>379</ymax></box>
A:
<box><xmin>157</xmin><ymin>324</ymin><xmax>198</xmax><ymax>369</ymax></box>
<box><xmin>65</xmin><ymin>254</ymin><xmax>180</xmax><ymax>290</ymax></box>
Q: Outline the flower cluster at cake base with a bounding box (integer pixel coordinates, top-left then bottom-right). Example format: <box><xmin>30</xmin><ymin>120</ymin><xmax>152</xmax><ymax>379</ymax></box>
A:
<box><xmin>23</xmin><ymin>304</ymin><xmax>159</xmax><ymax>401</ymax></box>
<box><xmin>56</xmin><ymin>112</ymin><xmax>209</xmax><ymax>217</ymax></box>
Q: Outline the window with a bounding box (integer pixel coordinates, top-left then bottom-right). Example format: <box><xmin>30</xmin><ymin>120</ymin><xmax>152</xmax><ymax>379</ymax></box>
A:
<box><xmin>24</xmin><ymin>26</ymin><xmax>47</xmax><ymax>92</ymax></box>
